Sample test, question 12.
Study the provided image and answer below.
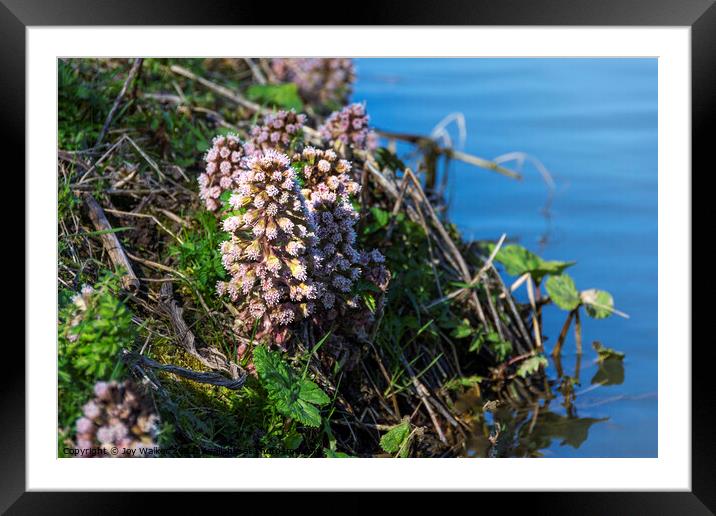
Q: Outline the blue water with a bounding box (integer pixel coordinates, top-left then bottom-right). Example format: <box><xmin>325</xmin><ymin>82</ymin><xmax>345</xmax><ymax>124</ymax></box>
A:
<box><xmin>353</xmin><ymin>58</ymin><xmax>658</xmax><ymax>457</ymax></box>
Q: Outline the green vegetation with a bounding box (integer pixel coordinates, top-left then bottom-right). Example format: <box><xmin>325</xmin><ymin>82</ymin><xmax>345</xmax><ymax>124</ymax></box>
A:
<box><xmin>57</xmin><ymin>274</ymin><xmax>136</xmax><ymax>453</ymax></box>
<box><xmin>379</xmin><ymin>419</ymin><xmax>413</xmax><ymax>458</ymax></box>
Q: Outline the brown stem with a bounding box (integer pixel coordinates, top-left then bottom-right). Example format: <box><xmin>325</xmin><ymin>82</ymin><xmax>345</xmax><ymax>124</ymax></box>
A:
<box><xmin>574</xmin><ymin>308</ymin><xmax>583</xmax><ymax>355</ymax></box>
<box><xmin>551</xmin><ymin>310</ymin><xmax>575</xmax><ymax>358</ymax></box>
<box><xmin>83</xmin><ymin>194</ymin><xmax>140</xmax><ymax>292</ymax></box>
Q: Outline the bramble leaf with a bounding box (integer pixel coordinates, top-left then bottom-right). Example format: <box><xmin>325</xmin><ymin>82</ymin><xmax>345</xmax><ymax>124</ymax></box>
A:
<box><xmin>516</xmin><ymin>355</ymin><xmax>548</xmax><ymax>378</ymax></box>
<box><xmin>380</xmin><ymin>419</ymin><xmax>411</xmax><ymax>457</ymax></box>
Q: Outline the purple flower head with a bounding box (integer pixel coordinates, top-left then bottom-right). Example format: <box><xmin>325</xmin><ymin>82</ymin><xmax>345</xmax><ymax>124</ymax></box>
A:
<box><xmin>297</xmin><ymin>146</ymin><xmax>360</xmax><ymax>199</ymax></box>
<box><xmin>199</xmin><ymin>134</ymin><xmax>251</xmax><ymax>213</ymax></box>
<box><xmin>250</xmin><ymin>110</ymin><xmax>307</xmax><ymax>153</ymax></box>
<box><xmin>295</xmin><ymin>146</ymin><xmax>390</xmax><ymax>337</ymax></box>
<box><xmin>319</xmin><ymin>103</ymin><xmax>378</xmax><ymax>152</ymax></box>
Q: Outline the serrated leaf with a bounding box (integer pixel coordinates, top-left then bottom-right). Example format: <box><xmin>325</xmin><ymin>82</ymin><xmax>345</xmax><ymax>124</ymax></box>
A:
<box><xmin>581</xmin><ymin>289</ymin><xmax>615</xmax><ymax>319</ymax></box>
<box><xmin>298</xmin><ymin>378</ymin><xmax>330</xmax><ymax>406</ymax></box>
<box><xmin>545</xmin><ymin>274</ymin><xmax>581</xmax><ymax>311</ymax></box>
<box><xmin>380</xmin><ymin>420</ymin><xmax>411</xmax><ymax>456</ymax></box>
<box><xmin>294</xmin><ymin>400</ymin><xmax>323</xmax><ymax>428</ymax></box>
<box><xmin>516</xmin><ymin>355</ymin><xmax>548</xmax><ymax>378</ymax></box>
<box><xmin>254</xmin><ymin>346</ymin><xmax>327</xmax><ymax>427</ymax></box>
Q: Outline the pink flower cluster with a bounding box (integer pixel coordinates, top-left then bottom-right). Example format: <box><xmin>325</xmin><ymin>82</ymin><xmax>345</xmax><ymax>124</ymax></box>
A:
<box><xmin>74</xmin><ymin>381</ymin><xmax>158</xmax><ymax>458</ymax></box>
<box><xmin>198</xmin><ymin>134</ymin><xmax>248</xmax><ymax>212</ymax></box>
<box><xmin>296</xmin><ymin>146</ymin><xmax>360</xmax><ymax>197</ymax></box>
<box><xmin>208</xmin><ymin>122</ymin><xmax>389</xmax><ymax>345</ymax></box>
<box><xmin>270</xmin><ymin>58</ymin><xmax>355</xmax><ymax>107</ymax></box>
<box><xmin>250</xmin><ymin>109</ymin><xmax>306</xmax><ymax>153</ymax></box>
<box><xmin>216</xmin><ymin>149</ymin><xmax>319</xmax><ymax>345</ymax></box>
<box><xmin>300</xmin><ymin>146</ymin><xmax>389</xmax><ymax>327</ymax></box>
<box><xmin>319</xmin><ymin>102</ymin><xmax>378</xmax><ymax>151</ymax></box>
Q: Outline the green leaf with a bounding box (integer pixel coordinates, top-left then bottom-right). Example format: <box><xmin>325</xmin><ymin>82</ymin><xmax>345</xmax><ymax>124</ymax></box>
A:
<box><xmin>489</xmin><ymin>243</ymin><xmax>542</xmax><ymax>276</ymax></box>
<box><xmin>490</xmin><ymin>337</ymin><xmax>513</xmax><ymax>362</ymax></box>
<box><xmin>298</xmin><ymin>378</ymin><xmax>330</xmax><ymax>406</ymax></box>
<box><xmin>254</xmin><ymin>346</ymin><xmax>329</xmax><ymax>428</ymax></box>
<box><xmin>581</xmin><ymin>289</ymin><xmax>615</xmax><ymax>319</ymax></box>
<box><xmin>488</xmin><ymin>243</ymin><xmax>574</xmax><ymax>282</ymax></box>
<box><xmin>294</xmin><ymin>400</ymin><xmax>323</xmax><ymax>428</ymax></box>
<box><xmin>324</xmin><ymin>448</ymin><xmax>353</xmax><ymax>458</ymax></box>
<box><xmin>592</xmin><ymin>341</ymin><xmax>625</xmax><ymax>361</ymax></box>
<box><xmin>370</xmin><ymin>207</ymin><xmax>390</xmax><ymax>228</ymax></box>
<box><xmin>545</xmin><ymin>274</ymin><xmax>581</xmax><ymax>311</ymax></box>
<box><xmin>469</xmin><ymin>333</ymin><xmax>485</xmax><ymax>353</ymax></box>
<box><xmin>450</xmin><ymin>319</ymin><xmax>473</xmax><ymax>339</ymax></box>
<box><xmin>444</xmin><ymin>375</ymin><xmax>484</xmax><ymax>391</ymax></box>
<box><xmin>284</xmin><ymin>432</ymin><xmax>303</xmax><ymax>450</ymax></box>
<box><xmin>516</xmin><ymin>355</ymin><xmax>548</xmax><ymax>378</ymax></box>
<box><xmin>361</xmin><ymin>292</ymin><xmax>377</xmax><ymax>313</ymax></box>
<box><xmin>380</xmin><ymin>420</ymin><xmax>411</xmax><ymax>457</ymax></box>
<box><xmin>245</xmin><ymin>83</ymin><xmax>303</xmax><ymax>111</ymax></box>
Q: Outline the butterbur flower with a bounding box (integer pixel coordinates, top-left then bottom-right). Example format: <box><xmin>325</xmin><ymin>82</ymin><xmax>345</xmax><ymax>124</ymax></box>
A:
<box><xmin>250</xmin><ymin>110</ymin><xmax>307</xmax><ymax>153</ymax></box>
<box><xmin>199</xmin><ymin>134</ymin><xmax>248</xmax><ymax>212</ymax></box>
<box><xmin>319</xmin><ymin>103</ymin><xmax>378</xmax><ymax>151</ymax></box>
<box><xmin>73</xmin><ymin>380</ymin><xmax>159</xmax><ymax>458</ymax></box>
<box><xmin>269</xmin><ymin>58</ymin><xmax>355</xmax><ymax>108</ymax></box>
<box><xmin>216</xmin><ymin>149</ymin><xmax>321</xmax><ymax>346</ymax></box>
<box><xmin>306</xmin><ymin>177</ymin><xmax>389</xmax><ymax>332</ymax></box>
<box><xmin>296</xmin><ymin>146</ymin><xmax>360</xmax><ymax>198</ymax></box>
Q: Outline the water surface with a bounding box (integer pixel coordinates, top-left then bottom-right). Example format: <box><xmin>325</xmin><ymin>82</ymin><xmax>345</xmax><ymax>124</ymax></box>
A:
<box><xmin>353</xmin><ymin>58</ymin><xmax>657</xmax><ymax>457</ymax></box>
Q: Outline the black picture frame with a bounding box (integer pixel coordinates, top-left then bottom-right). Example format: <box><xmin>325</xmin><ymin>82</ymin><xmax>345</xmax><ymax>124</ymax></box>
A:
<box><xmin>4</xmin><ymin>0</ymin><xmax>711</xmax><ymax>511</ymax></box>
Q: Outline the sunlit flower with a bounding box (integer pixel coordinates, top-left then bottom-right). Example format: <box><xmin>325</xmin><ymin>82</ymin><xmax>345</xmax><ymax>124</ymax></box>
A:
<box><xmin>216</xmin><ymin>148</ymin><xmax>322</xmax><ymax>346</ymax></box>
<box><xmin>198</xmin><ymin>134</ymin><xmax>250</xmax><ymax>212</ymax></box>
<box><xmin>250</xmin><ymin>110</ymin><xmax>307</xmax><ymax>153</ymax></box>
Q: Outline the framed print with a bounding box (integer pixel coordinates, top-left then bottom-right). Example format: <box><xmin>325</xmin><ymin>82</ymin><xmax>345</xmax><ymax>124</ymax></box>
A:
<box><xmin>5</xmin><ymin>0</ymin><xmax>713</xmax><ymax>510</ymax></box>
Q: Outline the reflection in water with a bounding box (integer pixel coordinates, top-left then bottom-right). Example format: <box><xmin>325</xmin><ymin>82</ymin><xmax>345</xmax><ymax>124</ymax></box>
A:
<box><xmin>461</xmin><ymin>343</ymin><xmax>625</xmax><ymax>458</ymax></box>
